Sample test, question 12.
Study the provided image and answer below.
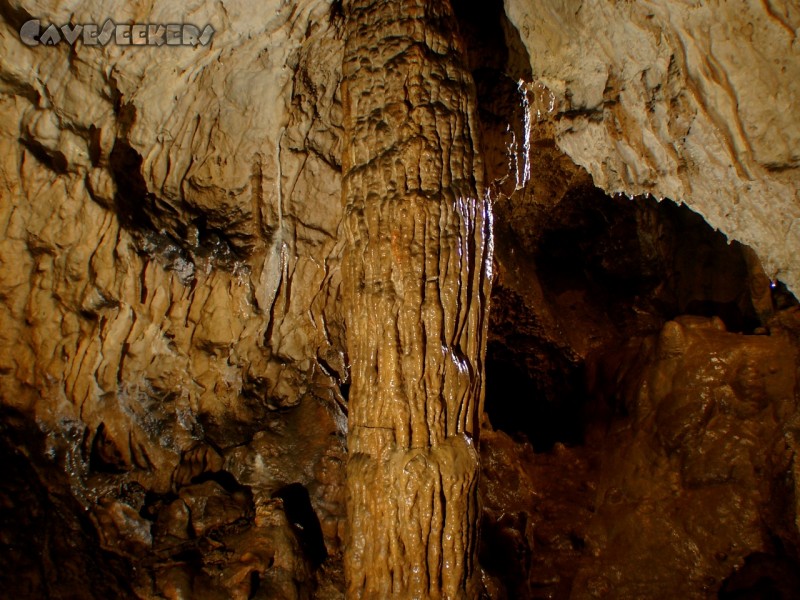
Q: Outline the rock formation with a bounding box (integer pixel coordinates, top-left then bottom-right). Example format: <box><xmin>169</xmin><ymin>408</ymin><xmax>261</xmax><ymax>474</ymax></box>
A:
<box><xmin>0</xmin><ymin>1</ymin><xmax>350</xmax><ymax>596</ymax></box>
<box><xmin>505</xmin><ymin>0</ymin><xmax>800</xmax><ymax>294</ymax></box>
<box><xmin>339</xmin><ymin>0</ymin><xmax>489</xmax><ymax>596</ymax></box>
<box><xmin>0</xmin><ymin>0</ymin><xmax>798</xmax><ymax>598</ymax></box>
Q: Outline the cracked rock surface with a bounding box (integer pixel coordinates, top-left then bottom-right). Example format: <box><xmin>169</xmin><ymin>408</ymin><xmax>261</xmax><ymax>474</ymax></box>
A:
<box><xmin>0</xmin><ymin>0</ymin><xmax>799</xmax><ymax>598</ymax></box>
<box><xmin>1</xmin><ymin>0</ymin><xmax>348</xmax><ymax>597</ymax></box>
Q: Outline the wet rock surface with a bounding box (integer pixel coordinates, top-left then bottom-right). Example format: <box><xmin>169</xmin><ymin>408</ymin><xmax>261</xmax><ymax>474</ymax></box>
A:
<box><xmin>464</xmin><ymin>3</ymin><xmax>800</xmax><ymax>595</ymax></box>
<box><xmin>339</xmin><ymin>0</ymin><xmax>490</xmax><ymax>595</ymax></box>
<box><xmin>480</xmin><ymin>309</ymin><xmax>800</xmax><ymax>599</ymax></box>
<box><xmin>0</xmin><ymin>0</ymin><xmax>799</xmax><ymax>599</ymax></box>
<box><xmin>0</xmin><ymin>0</ymin><xmax>348</xmax><ymax>596</ymax></box>
<box><xmin>474</xmin><ymin>47</ymin><xmax>800</xmax><ymax>600</ymax></box>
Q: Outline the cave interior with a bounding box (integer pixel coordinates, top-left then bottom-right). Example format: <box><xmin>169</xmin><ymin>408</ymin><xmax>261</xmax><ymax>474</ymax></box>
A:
<box><xmin>0</xmin><ymin>0</ymin><xmax>799</xmax><ymax>598</ymax></box>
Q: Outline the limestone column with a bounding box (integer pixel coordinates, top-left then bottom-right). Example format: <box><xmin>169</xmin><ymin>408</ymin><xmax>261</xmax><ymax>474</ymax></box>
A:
<box><xmin>340</xmin><ymin>0</ymin><xmax>492</xmax><ymax>597</ymax></box>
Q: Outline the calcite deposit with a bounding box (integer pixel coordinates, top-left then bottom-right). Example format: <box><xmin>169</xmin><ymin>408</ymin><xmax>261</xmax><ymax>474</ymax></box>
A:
<box><xmin>0</xmin><ymin>0</ymin><xmax>798</xmax><ymax>598</ymax></box>
<box><xmin>0</xmin><ymin>0</ymin><xmax>349</xmax><ymax>597</ymax></box>
<box><xmin>340</xmin><ymin>0</ymin><xmax>490</xmax><ymax>596</ymax></box>
<box><xmin>480</xmin><ymin>310</ymin><xmax>800</xmax><ymax>598</ymax></box>
<box><xmin>505</xmin><ymin>0</ymin><xmax>800</xmax><ymax>294</ymax></box>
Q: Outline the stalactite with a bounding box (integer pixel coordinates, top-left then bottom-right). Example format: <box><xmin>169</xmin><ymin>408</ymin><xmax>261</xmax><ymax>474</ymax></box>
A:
<box><xmin>339</xmin><ymin>0</ymin><xmax>492</xmax><ymax>597</ymax></box>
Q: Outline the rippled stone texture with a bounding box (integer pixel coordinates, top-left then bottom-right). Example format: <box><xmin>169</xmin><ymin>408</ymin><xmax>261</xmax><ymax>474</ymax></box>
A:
<box><xmin>340</xmin><ymin>0</ymin><xmax>491</xmax><ymax>597</ymax></box>
<box><xmin>0</xmin><ymin>1</ymin><xmax>349</xmax><ymax>597</ymax></box>
<box><xmin>1</xmin><ymin>0</ymin><xmax>799</xmax><ymax>598</ymax></box>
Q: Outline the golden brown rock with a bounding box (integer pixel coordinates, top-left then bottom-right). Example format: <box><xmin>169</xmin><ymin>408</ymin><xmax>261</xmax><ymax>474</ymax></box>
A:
<box><xmin>339</xmin><ymin>0</ymin><xmax>491</xmax><ymax>596</ymax></box>
<box><xmin>0</xmin><ymin>1</ymin><xmax>350</xmax><ymax>597</ymax></box>
<box><xmin>0</xmin><ymin>0</ymin><xmax>799</xmax><ymax>598</ymax></box>
<box><xmin>480</xmin><ymin>310</ymin><xmax>800</xmax><ymax>598</ymax></box>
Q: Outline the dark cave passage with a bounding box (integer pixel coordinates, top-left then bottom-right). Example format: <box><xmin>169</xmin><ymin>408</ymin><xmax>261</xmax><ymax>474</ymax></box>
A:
<box><xmin>484</xmin><ymin>340</ymin><xmax>586</xmax><ymax>452</ymax></box>
<box><xmin>483</xmin><ymin>188</ymin><xmax>797</xmax><ymax>451</ymax></box>
<box><xmin>719</xmin><ymin>550</ymin><xmax>800</xmax><ymax>599</ymax></box>
<box><xmin>479</xmin><ymin>182</ymin><xmax>800</xmax><ymax>598</ymax></box>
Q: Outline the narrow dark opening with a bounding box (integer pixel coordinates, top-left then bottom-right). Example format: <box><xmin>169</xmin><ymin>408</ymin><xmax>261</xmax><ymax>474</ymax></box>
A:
<box><xmin>140</xmin><ymin>490</ymin><xmax>178</xmax><ymax>522</ymax></box>
<box><xmin>19</xmin><ymin>137</ymin><xmax>68</xmax><ymax>174</ymax></box>
<box><xmin>89</xmin><ymin>422</ymin><xmax>129</xmax><ymax>474</ymax></box>
<box><xmin>108</xmin><ymin>139</ymin><xmax>154</xmax><ymax>231</ymax></box>
<box><xmin>248</xmin><ymin>570</ymin><xmax>261</xmax><ymax>600</ymax></box>
<box><xmin>171</xmin><ymin>548</ymin><xmax>204</xmax><ymax>565</ymax></box>
<box><xmin>271</xmin><ymin>483</ymin><xmax>328</xmax><ymax>569</ymax></box>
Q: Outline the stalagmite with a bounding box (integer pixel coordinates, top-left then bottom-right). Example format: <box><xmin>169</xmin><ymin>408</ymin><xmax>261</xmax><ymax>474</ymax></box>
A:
<box><xmin>339</xmin><ymin>0</ymin><xmax>492</xmax><ymax>597</ymax></box>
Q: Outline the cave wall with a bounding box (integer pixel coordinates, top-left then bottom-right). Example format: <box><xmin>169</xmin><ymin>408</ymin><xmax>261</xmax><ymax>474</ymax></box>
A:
<box><xmin>0</xmin><ymin>0</ymin><xmax>350</xmax><ymax>596</ymax></box>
